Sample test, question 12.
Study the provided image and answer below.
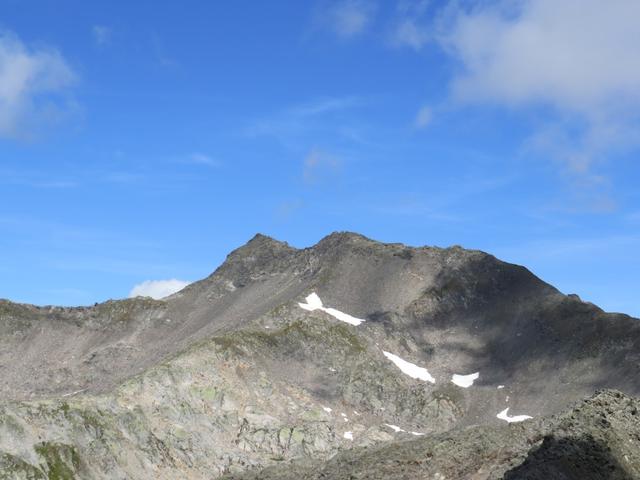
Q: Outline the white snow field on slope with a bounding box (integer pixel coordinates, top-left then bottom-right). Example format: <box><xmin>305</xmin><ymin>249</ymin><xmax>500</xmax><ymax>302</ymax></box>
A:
<box><xmin>451</xmin><ymin>372</ymin><xmax>479</xmax><ymax>388</ymax></box>
<box><xmin>343</xmin><ymin>431</ymin><xmax>353</xmax><ymax>440</ymax></box>
<box><xmin>496</xmin><ymin>408</ymin><xmax>532</xmax><ymax>423</ymax></box>
<box><xmin>298</xmin><ymin>292</ymin><xmax>365</xmax><ymax>326</ymax></box>
<box><xmin>382</xmin><ymin>351</ymin><xmax>436</xmax><ymax>383</ymax></box>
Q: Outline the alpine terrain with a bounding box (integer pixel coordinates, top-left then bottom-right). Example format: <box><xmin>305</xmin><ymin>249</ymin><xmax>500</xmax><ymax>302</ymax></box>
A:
<box><xmin>1</xmin><ymin>232</ymin><xmax>639</xmax><ymax>479</ymax></box>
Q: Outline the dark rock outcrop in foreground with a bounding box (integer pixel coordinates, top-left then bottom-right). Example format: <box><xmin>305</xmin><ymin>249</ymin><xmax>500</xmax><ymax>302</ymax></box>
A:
<box><xmin>0</xmin><ymin>232</ymin><xmax>639</xmax><ymax>478</ymax></box>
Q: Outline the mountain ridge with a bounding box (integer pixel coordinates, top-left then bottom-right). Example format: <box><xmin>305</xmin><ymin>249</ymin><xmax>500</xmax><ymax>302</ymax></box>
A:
<box><xmin>0</xmin><ymin>232</ymin><xmax>639</xmax><ymax>478</ymax></box>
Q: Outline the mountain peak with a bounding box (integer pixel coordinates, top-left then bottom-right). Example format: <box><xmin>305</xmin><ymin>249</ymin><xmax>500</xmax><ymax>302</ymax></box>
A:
<box><xmin>247</xmin><ymin>232</ymin><xmax>281</xmax><ymax>245</ymax></box>
<box><xmin>314</xmin><ymin>231</ymin><xmax>384</xmax><ymax>252</ymax></box>
<box><xmin>229</xmin><ymin>233</ymin><xmax>293</xmax><ymax>257</ymax></box>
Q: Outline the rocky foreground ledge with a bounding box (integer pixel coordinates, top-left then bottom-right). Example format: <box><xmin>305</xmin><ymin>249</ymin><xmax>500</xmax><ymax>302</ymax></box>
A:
<box><xmin>223</xmin><ymin>389</ymin><xmax>640</xmax><ymax>480</ymax></box>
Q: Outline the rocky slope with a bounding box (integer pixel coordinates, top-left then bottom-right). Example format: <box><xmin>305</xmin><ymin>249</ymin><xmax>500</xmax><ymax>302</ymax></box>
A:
<box><xmin>223</xmin><ymin>389</ymin><xmax>640</xmax><ymax>480</ymax></box>
<box><xmin>0</xmin><ymin>232</ymin><xmax>639</xmax><ymax>478</ymax></box>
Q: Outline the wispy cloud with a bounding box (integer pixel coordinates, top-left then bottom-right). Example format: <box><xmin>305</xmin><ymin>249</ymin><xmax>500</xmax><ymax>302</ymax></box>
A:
<box><xmin>317</xmin><ymin>0</ymin><xmax>377</xmax><ymax>38</ymax></box>
<box><xmin>274</xmin><ymin>199</ymin><xmax>304</xmax><ymax>221</ymax></box>
<box><xmin>494</xmin><ymin>234</ymin><xmax>640</xmax><ymax>262</ymax></box>
<box><xmin>374</xmin><ymin>199</ymin><xmax>462</xmax><ymax>222</ymax></box>
<box><xmin>391</xmin><ymin>18</ymin><xmax>430</xmax><ymax>50</ymax></box>
<box><xmin>290</xmin><ymin>96</ymin><xmax>360</xmax><ymax>117</ymax></box>
<box><xmin>0</xmin><ymin>167</ymin><xmax>78</xmax><ymax>189</ymax></box>
<box><xmin>185</xmin><ymin>152</ymin><xmax>221</xmax><ymax>167</ymax></box>
<box><xmin>0</xmin><ymin>30</ymin><xmax>77</xmax><ymax>139</ymax></box>
<box><xmin>389</xmin><ymin>0</ymin><xmax>431</xmax><ymax>49</ymax></box>
<box><xmin>150</xmin><ymin>33</ymin><xmax>178</xmax><ymax>68</ymax></box>
<box><xmin>92</xmin><ymin>25</ymin><xmax>112</xmax><ymax>46</ymax></box>
<box><xmin>129</xmin><ymin>279</ymin><xmax>191</xmax><ymax>299</ymax></box>
<box><xmin>627</xmin><ymin>211</ymin><xmax>640</xmax><ymax>223</ymax></box>
<box><xmin>303</xmin><ymin>148</ymin><xmax>342</xmax><ymax>184</ymax></box>
<box><xmin>414</xmin><ymin>105</ymin><xmax>432</xmax><ymax>128</ymax></box>
<box><xmin>246</xmin><ymin>96</ymin><xmax>365</xmax><ymax>149</ymax></box>
<box><xmin>372</xmin><ymin>174</ymin><xmax>516</xmax><ymax>220</ymax></box>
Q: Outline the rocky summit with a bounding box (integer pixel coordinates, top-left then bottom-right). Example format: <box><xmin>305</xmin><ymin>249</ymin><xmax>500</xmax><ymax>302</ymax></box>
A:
<box><xmin>1</xmin><ymin>232</ymin><xmax>639</xmax><ymax>479</ymax></box>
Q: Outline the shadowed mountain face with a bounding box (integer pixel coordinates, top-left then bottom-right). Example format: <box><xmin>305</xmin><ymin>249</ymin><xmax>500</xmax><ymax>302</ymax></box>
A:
<box><xmin>0</xmin><ymin>232</ymin><xmax>639</xmax><ymax>478</ymax></box>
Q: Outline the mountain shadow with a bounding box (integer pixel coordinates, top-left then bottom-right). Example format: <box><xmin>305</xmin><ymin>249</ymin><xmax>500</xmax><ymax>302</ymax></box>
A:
<box><xmin>503</xmin><ymin>434</ymin><xmax>632</xmax><ymax>480</ymax></box>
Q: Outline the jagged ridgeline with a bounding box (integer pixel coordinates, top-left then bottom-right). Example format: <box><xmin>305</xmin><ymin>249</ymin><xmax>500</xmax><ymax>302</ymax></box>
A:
<box><xmin>1</xmin><ymin>232</ymin><xmax>639</xmax><ymax>479</ymax></box>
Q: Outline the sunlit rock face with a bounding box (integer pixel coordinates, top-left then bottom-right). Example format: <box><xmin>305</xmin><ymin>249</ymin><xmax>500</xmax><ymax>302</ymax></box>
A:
<box><xmin>1</xmin><ymin>231</ymin><xmax>640</xmax><ymax>479</ymax></box>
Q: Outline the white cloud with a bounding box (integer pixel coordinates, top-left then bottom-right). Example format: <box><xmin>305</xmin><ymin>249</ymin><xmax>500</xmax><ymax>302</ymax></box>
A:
<box><xmin>129</xmin><ymin>279</ymin><xmax>191</xmax><ymax>299</ymax></box>
<box><xmin>433</xmin><ymin>0</ymin><xmax>640</xmax><ymax>177</ymax></box>
<box><xmin>0</xmin><ymin>30</ymin><xmax>76</xmax><ymax>139</ymax></box>
<box><xmin>414</xmin><ymin>105</ymin><xmax>432</xmax><ymax>128</ymax></box>
<box><xmin>92</xmin><ymin>25</ymin><xmax>112</xmax><ymax>46</ymax></box>
<box><xmin>440</xmin><ymin>0</ymin><xmax>640</xmax><ymax>116</ymax></box>
<box><xmin>322</xmin><ymin>0</ymin><xmax>376</xmax><ymax>38</ymax></box>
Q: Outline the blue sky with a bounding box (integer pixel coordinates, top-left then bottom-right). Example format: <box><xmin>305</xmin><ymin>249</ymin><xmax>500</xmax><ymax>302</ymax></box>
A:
<box><xmin>1</xmin><ymin>0</ymin><xmax>639</xmax><ymax>316</ymax></box>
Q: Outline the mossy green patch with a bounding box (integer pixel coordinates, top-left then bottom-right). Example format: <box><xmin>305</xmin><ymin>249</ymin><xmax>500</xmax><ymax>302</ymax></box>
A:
<box><xmin>34</xmin><ymin>442</ymin><xmax>81</xmax><ymax>480</ymax></box>
<box><xmin>191</xmin><ymin>385</ymin><xmax>225</xmax><ymax>406</ymax></box>
<box><xmin>93</xmin><ymin>298</ymin><xmax>165</xmax><ymax>323</ymax></box>
<box><xmin>290</xmin><ymin>429</ymin><xmax>305</xmax><ymax>443</ymax></box>
<box><xmin>209</xmin><ymin>320</ymin><xmax>366</xmax><ymax>358</ymax></box>
<box><xmin>0</xmin><ymin>300</ymin><xmax>32</xmax><ymax>319</ymax></box>
<box><xmin>0</xmin><ymin>452</ymin><xmax>46</xmax><ymax>480</ymax></box>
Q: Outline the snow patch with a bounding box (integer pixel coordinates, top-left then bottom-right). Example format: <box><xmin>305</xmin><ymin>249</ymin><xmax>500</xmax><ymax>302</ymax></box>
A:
<box><xmin>382</xmin><ymin>351</ymin><xmax>435</xmax><ymax>383</ymax></box>
<box><xmin>323</xmin><ymin>407</ymin><xmax>332</xmax><ymax>413</ymax></box>
<box><xmin>343</xmin><ymin>431</ymin><xmax>353</xmax><ymax>440</ymax></box>
<box><xmin>497</xmin><ymin>408</ymin><xmax>532</xmax><ymax>423</ymax></box>
<box><xmin>299</xmin><ymin>292</ymin><xmax>323</xmax><ymax>310</ymax></box>
<box><xmin>298</xmin><ymin>292</ymin><xmax>365</xmax><ymax>326</ymax></box>
<box><xmin>384</xmin><ymin>424</ymin><xmax>404</xmax><ymax>433</ymax></box>
<box><xmin>451</xmin><ymin>372</ymin><xmax>479</xmax><ymax>388</ymax></box>
<box><xmin>323</xmin><ymin>307</ymin><xmax>364</xmax><ymax>326</ymax></box>
<box><xmin>497</xmin><ymin>385</ymin><xmax>505</xmax><ymax>389</ymax></box>
<box><xmin>384</xmin><ymin>424</ymin><xmax>424</xmax><ymax>436</ymax></box>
